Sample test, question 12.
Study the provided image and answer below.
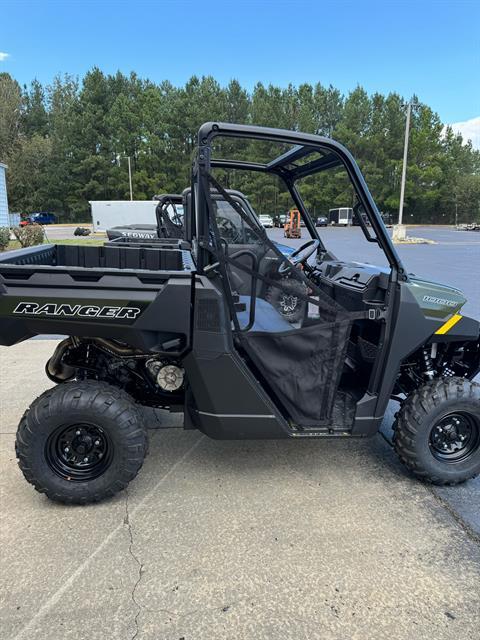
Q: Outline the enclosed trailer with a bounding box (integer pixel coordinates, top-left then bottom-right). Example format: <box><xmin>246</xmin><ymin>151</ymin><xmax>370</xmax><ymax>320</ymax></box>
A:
<box><xmin>90</xmin><ymin>200</ymin><xmax>159</xmax><ymax>232</ymax></box>
<box><xmin>329</xmin><ymin>207</ymin><xmax>353</xmax><ymax>226</ymax></box>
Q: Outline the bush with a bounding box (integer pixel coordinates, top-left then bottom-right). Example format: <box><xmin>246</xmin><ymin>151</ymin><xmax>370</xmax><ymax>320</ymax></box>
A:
<box><xmin>0</xmin><ymin>227</ymin><xmax>11</xmax><ymax>250</ymax></box>
<box><xmin>13</xmin><ymin>224</ymin><xmax>45</xmax><ymax>248</ymax></box>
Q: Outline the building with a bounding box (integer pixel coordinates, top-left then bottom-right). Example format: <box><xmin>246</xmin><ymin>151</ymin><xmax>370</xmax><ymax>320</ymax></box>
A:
<box><xmin>0</xmin><ymin>163</ymin><xmax>9</xmax><ymax>227</ymax></box>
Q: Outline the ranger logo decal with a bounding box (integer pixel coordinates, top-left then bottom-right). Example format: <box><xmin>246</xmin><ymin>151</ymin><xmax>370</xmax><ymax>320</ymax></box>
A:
<box><xmin>13</xmin><ymin>302</ymin><xmax>142</xmax><ymax>319</ymax></box>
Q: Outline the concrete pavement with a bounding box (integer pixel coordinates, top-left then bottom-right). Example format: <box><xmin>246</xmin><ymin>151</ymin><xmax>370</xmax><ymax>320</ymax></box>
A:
<box><xmin>1</xmin><ymin>340</ymin><xmax>479</xmax><ymax>640</ymax></box>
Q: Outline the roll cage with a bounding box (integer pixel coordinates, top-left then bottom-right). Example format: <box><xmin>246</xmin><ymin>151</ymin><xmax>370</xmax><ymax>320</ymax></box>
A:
<box><xmin>193</xmin><ymin>122</ymin><xmax>407</xmax><ymax>281</ymax></box>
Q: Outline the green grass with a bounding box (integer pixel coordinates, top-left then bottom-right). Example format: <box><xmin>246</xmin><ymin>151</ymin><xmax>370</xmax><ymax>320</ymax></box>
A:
<box><xmin>52</xmin><ymin>238</ymin><xmax>105</xmax><ymax>246</ymax></box>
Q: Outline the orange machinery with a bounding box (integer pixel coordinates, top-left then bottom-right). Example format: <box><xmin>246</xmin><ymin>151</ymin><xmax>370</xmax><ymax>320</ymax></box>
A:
<box><xmin>284</xmin><ymin>209</ymin><xmax>302</xmax><ymax>239</ymax></box>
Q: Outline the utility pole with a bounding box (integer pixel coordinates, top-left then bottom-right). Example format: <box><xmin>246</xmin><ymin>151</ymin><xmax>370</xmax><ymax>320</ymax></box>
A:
<box><xmin>398</xmin><ymin>101</ymin><xmax>412</xmax><ymax>227</ymax></box>
<box><xmin>393</xmin><ymin>98</ymin><xmax>418</xmax><ymax>242</ymax></box>
<box><xmin>127</xmin><ymin>156</ymin><xmax>133</xmax><ymax>201</ymax></box>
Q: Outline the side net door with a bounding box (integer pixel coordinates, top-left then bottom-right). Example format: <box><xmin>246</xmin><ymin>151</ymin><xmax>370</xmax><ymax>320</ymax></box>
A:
<box><xmin>203</xmin><ymin>175</ymin><xmax>358</xmax><ymax>428</ymax></box>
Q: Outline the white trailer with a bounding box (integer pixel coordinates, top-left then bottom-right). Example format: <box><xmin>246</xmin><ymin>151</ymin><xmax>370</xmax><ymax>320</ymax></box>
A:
<box><xmin>89</xmin><ymin>200</ymin><xmax>159</xmax><ymax>232</ymax></box>
<box><xmin>328</xmin><ymin>207</ymin><xmax>353</xmax><ymax>226</ymax></box>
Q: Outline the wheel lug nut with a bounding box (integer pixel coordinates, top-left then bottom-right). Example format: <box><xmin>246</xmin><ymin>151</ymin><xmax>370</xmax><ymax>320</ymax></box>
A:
<box><xmin>76</xmin><ymin>430</ymin><xmax>81</xmax><ymax>435</ymax></box>
<box><xmin>94</xmin><ymin>440</ymin><xmax>100</xmax><ymax>446</ymax></box>
<box><xmin>98</xmin><ymin>453</ymin><xmax>103</xmax><ymax>458</ymax></box>
<box><xmin>438</xmin><ymin>427</ymin><xmax>443</xmax><ymax>432</ymax></box>
<box><xmin>83</xmin><ymin>457</ymin><xmax>89</xmax><ymax>462</ymax></box>
<box><xmin>64</xmin><ymin>447</ymin><xmax>70</xmax><ymax>453</ymax></box>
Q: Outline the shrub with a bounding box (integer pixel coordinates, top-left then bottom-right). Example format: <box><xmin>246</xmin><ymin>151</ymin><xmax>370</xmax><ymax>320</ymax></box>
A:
<box><xmin>0</xmin><ymin>227</ymin><xmax>11</xmax><ymax>250</ymax></box>
<box><xmin>13</xmin><ymin>224</ymin><xmax>45</xmax><ymax>248</ymax></box>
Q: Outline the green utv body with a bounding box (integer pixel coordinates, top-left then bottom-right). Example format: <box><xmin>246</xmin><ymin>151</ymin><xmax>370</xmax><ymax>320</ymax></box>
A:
<box><xmin>1</xmin><ymin>122</ymin><xmax>479</xmax><ymax>504</ymax></box>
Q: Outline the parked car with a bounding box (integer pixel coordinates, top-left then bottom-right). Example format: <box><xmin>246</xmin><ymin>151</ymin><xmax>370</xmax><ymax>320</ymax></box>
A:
<box><xmin>259</xmin><ymin>214</ymin><xmax>273</xmax><ymax>228</ymax></box>
<box><xmin>275</xmin><ymin>214</ymin><xmax>287</xmax><ymax>228</ymax></box>
<box><xmin>21</xmin><ymin>212</ymin><xmax>57</xmax><ymax>225</ymax></box>
<box><xmin>316</xmin><ymin>216</ymin><xmax>328</xmax><ymax>227</ymax></box>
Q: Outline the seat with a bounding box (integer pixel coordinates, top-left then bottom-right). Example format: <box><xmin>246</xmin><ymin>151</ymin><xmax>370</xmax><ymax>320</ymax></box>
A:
<box><xmin>236</xmin><ymin>295</ymin><xmax>294</xmax><ymax>332</ymax></box>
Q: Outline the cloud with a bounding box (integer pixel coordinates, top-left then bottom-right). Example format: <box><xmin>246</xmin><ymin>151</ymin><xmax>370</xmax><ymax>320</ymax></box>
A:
<box><xmin>448</xmin><ymin>116</ymin><xmax>480</xmax><ymax>150</ymax></box>
<box><xmin>0</xmin><ymin>52</ymin><xmax>10</xmax><ymax>62</ymax></box>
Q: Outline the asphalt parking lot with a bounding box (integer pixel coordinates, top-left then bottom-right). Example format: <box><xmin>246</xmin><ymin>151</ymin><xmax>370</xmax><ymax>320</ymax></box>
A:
<box><xmin>1</xmin><ymin>226</ymin><xmax>479</xmax><ymax>640</ymax></box>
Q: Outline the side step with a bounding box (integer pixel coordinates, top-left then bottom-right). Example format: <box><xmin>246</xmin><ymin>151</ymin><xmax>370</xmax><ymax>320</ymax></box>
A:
<box><xmin>289</xmin><ymin>391</ymin><xmax>357</xmax><ymax>437</ymax></box>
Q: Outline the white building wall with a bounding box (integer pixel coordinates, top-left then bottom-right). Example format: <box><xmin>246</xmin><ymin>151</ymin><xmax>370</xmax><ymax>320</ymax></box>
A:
<box><xmin>0</xmin><ymin>164</ymin><xmax>9</xmax><ymax>227</ymax></box>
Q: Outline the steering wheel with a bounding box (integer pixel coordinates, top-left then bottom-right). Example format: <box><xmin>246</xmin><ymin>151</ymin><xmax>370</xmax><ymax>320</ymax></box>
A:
<box><xmin>278</xmin><ymin>239</ymin><xmax>320</xmax><ymax>274</ymax></box>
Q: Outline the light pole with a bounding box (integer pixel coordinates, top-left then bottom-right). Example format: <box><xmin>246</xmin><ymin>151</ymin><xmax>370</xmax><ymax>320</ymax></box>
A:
<box><xmin>117</xmin><ymin>155</ymin><xmax>134</xmax><ymax>200</ymax></box>
<box><xmin>127</xmin><ymin>156</ymin><xmax>133</xmax><ymax>201</ymax></box>
<box><xmin>393</xmin><ymin>99</ymin><xmax>418</xmax><ymax>241</ymax></box>
<box><xmin>398</xmin><ymin>101</ymin><xmax>412</xmax><ymax>226</ymax></box>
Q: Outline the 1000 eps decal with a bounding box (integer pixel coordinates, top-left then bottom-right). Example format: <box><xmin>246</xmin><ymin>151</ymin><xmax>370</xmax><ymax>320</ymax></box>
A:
<box><xmin>13</xmin><ymin>302</ymin><xmax>142</xmax><ymax>319</ymax></box>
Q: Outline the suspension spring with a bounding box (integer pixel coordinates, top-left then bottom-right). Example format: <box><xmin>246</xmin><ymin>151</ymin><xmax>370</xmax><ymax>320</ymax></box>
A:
<box><xmin>422</xmin><ymin>348</ymin><xmax>435</xmax><ymax>380</ymax></box>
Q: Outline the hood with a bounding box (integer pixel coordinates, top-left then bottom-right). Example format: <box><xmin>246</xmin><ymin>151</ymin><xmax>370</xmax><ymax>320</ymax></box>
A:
<box><xmin>408</xmin><ymin>277</ymin><xmax>467</xmax><ymax>320</ymax></box>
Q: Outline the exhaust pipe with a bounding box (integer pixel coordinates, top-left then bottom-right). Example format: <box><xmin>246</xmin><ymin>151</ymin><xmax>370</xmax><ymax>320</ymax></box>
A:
<box><xmin>46</xmin><ymin>338</ymin><xmax>76</xmax><ymax>382</ymax></box>
<box><xmin>46</xmin><ymin>336</ymin><xmax>146</xmax><ymax>382</ymax></box>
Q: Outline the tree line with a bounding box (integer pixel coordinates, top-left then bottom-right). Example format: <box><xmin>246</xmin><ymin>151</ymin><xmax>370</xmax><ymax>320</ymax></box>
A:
<box><xmin>0</xmin><ymin>68</ymin><xmax>479</xmax><ymax>223</ymax></box>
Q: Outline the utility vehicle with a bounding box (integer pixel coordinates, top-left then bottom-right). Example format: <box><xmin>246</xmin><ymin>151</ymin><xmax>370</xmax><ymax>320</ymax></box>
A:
<box><xmin>1</xmin><ymin>122</ymin><xmax>479</xmax><ymax>505</ymax></box>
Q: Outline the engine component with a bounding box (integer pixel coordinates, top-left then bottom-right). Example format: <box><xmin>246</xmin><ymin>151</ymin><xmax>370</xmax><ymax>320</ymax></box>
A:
<box><xmin>46</xmin><ymin>337</ymin><xmax>76</xmax><ymax>382</ymax></box>
<box><xmin>157</xmin><ymin>364</ymin><xmax>185</xmax><ymax>392</ymax></box>
<box><xmin>145</xmin><ymin>359</ymin><xmax>184</xmax><ymax>392</ymax></box>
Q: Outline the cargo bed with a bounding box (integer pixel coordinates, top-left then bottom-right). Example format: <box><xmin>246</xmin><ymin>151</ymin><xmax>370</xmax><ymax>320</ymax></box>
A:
<box><xmin>0</xmin><ymin>243</ymin><xmax>194</xmax><ymax>272</ymax></box>
<box><xmin>0</xmin><ymin>244</ymin><xmax>195</xmax><ymax>351</ymax></box>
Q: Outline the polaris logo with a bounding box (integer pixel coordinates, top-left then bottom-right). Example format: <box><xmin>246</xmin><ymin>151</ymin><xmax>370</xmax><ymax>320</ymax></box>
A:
<box><xmin>13</xmin><ymin>302</ymin><xmax>142</xmax><ymax>319</ymax></box>
<box><xmin>423</xmin><ymin>295</ymin><xmax>457</xmax><ymax>308</ymax></box>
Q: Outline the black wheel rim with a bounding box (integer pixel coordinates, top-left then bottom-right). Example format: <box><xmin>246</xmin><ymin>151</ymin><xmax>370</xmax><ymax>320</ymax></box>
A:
<box><xmin>429</xmin><ymin>412</ymin><xmax>480</xmax><ymax>463</ymax></box>
<box><xmin>46</xmin><ymin>423</ymin><xmax>113</xmax><ymax>481</ymax></box>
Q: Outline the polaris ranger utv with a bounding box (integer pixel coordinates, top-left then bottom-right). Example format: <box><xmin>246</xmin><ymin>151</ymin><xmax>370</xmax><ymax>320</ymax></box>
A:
<box><xmin>1</xmin><ymin>122</ymin><xmax>479</xmax><ymax>505</ymax></box>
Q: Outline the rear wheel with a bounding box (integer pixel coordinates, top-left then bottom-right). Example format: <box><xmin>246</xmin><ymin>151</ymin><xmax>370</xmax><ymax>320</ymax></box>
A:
<box><xmin>16</xmin><ymin>381</ymin><xmax>148</xmax><ymax>504</ymax></box>
<box><xmin>393</xmin><ymin>378</ymin><xmax>480</xmax><ymax>485</ymax></box>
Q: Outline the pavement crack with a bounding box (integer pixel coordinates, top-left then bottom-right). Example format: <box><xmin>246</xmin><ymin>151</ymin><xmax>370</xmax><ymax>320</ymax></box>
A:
<box><xmin>125</xmin><ymin>490</ymin><xmax>144</xmax><ymax>640</ymax></box>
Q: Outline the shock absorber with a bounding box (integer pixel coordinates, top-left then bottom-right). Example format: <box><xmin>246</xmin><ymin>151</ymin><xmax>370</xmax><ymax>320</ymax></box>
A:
<box><xmin>422</xmin><ymin>348</ymin><xmax>435</xmax><ymax>380</ymax></box>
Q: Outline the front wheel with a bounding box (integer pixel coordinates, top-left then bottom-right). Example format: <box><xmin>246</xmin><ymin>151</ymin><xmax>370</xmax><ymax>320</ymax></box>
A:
<box><xmin>393</xmin><ymin>378</ymin><xmax>480</xmax><ymax>485</ymax></box>
<box><xmin>16</xmin><ymin>381</ymin><xmax>148</xmax><ymax>504</ymax></box>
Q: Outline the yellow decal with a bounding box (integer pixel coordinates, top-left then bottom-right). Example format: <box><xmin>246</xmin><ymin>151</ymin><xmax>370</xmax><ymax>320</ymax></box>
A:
<box><xmin>435</xmin><ymin>314</ymin><xmax>462</xmax><ymax>335</ymax></box>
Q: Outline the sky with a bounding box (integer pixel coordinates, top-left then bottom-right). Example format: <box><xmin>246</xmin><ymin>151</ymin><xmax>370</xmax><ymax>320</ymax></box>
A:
<box><xmin>1</xmin><ymin>0</ymin><xmax>479</xmax><ymax>146</ymax></box>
